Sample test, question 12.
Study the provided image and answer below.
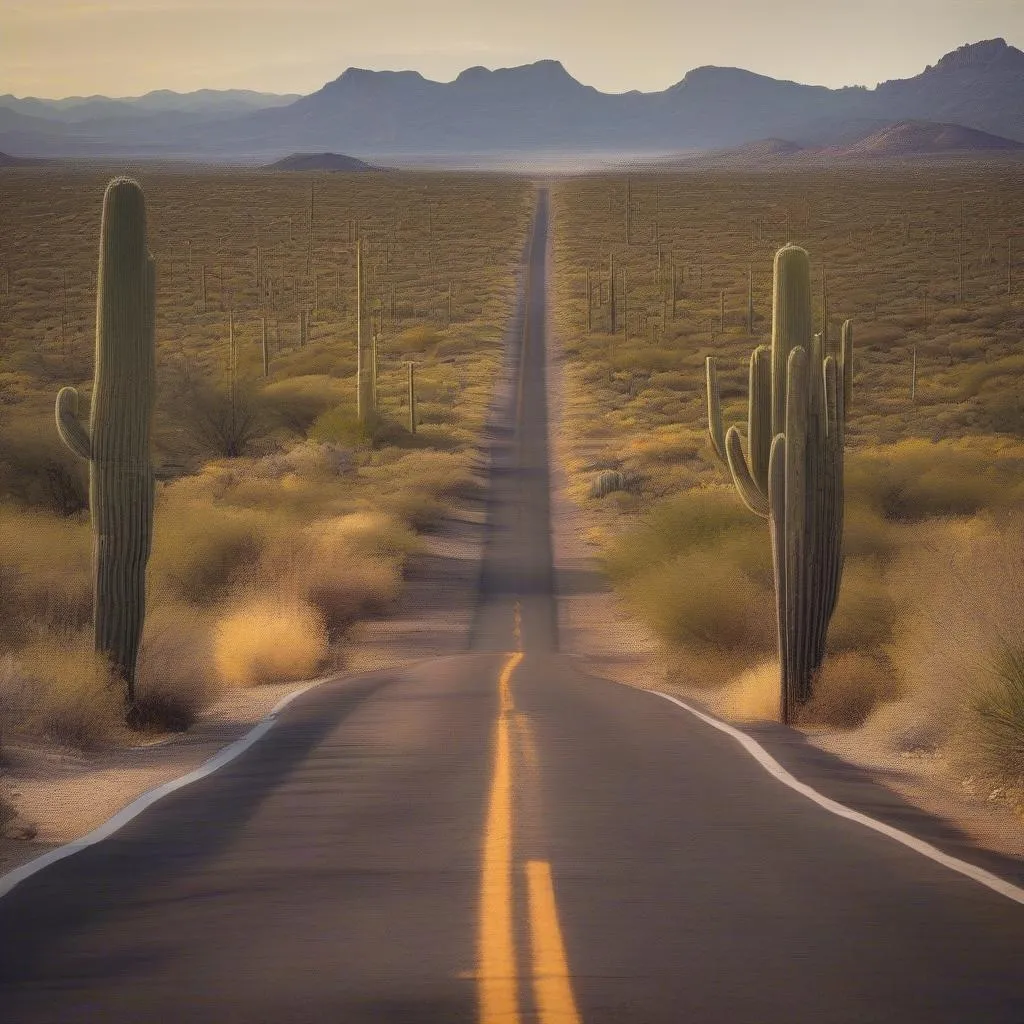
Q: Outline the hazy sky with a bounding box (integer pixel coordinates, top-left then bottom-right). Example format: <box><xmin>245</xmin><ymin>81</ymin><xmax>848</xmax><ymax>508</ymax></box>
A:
<box><xmin>3</xmin><ymin>0</ymin><xmax>1022</xmax><ymax>98</ymax></box>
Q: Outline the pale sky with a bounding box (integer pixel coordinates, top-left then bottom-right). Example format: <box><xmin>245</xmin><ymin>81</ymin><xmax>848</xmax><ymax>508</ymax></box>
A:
<box><xmin>2</xmin><ymin>0</ymin><xmax>1022</xmax><ymax>99</ymax></box>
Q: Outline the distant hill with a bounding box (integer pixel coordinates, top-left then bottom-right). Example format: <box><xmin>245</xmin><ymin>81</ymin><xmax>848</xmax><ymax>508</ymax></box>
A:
<box><xmin>265</xmin><ymin>152</ymin><xmax>378</xmax><ymax>172</ymax></box>
<box><xmin>654</xmin><ymin>118</ymin><xmax>1024</xmax><ymax>170</ymax></box>
<box><xmin>0</xmin><ymin>38</ymin><xmax>1022</xmax><ymax>162</ymax></box>
<box><xmin>838</xmin><ymin>119</ymin><xmax>1024</xmax><ymax>156</ymax></box>
<box><xmin>0</xmin><ymin>150</ymin><xmax>45</xmax><ymax>167</ymax></box>
<box><xmin>0</xmin><ymin>89</ymin><xmax>299</xmax><ymax>123</ymax></box>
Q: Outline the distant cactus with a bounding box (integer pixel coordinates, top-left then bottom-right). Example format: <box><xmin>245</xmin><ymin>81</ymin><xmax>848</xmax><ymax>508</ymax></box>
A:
<box><xmin>706</xmin><ymin>244</ymin><xmax>852</xmax><ymax>722</ymax></box>
<box><xmin>55</xmin><ymin>177</ymin><xmax>155</xmax><ymax>720</ymax></box>
<box><xmin>589</xmin><ymin>470</ymin><xmax>635</xmax><ymax>499</ymax></box>
<box><xmin>406</xmin><ymin>361</ymin><xmax>417</xmax><ymax>435</ymax></box>
<box><xmin>356</xmin><ymin>238</ymin><xmax>375</xmax><ymax>422</ymax></box>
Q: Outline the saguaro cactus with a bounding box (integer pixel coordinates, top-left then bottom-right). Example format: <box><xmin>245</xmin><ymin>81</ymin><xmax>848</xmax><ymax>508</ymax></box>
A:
<box><xmin>55</xmin><ymin>177</ymin><xmax>155</xmax><ymax>718</ymax></box>
<box><xmin>706</xmin><ymin>244</ymin><xmax>852</xmax><ymax>723</ymax></box>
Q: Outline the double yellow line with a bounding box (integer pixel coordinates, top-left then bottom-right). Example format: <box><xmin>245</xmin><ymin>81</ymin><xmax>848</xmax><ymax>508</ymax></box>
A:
<box><xmin>477</xmin><ymin>644</ymin><xmax>581</xmax><ymax>1024</ymax></box>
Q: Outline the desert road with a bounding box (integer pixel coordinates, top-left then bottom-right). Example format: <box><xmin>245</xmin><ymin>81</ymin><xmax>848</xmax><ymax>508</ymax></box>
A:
<box><xmin>1</xmin><ymin>190</ymin><xmax>1022</xmax><ymax>1023</ymax></box>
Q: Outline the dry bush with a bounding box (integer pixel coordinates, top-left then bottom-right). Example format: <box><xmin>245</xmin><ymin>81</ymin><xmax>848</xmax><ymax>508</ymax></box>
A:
<box><xmin>718</xmin><ymin>661</ymin><xmax>780</xmax><ymax>721</ymax></box>
<box><xmin>213</xmin><ymin>596</ymin><xmax>329</xmax><ymax>686</ymax></box>
<box><xmin>798</xmin><ymin>653</ymin><xmax>900</xmax><ymax>729</ymax></box>
<box><xmin>602</xmin><ymin>486</ymin><xmax>761</xmax><ymax>584</ymax></box>
<box><xmin>825</xmin><ymin>557</ymin><xmax>897</xmax><ymax>653</ymax></box>
<box><xmin>624</xmin><ymin>548</ymin><xmax>774</xmax><ymax>654</ymax></box>
<box><xmin>259</xmin><ymin>376</ymin><xmax>349</xmax><ymax>435</ymax></box>
<box><xmin>846</xmin><ymin>441</ymin><xmax>1024</xmax><ymax>521</ymax></box>
<box><xmin>180</xmin><ymin>381</ymin><xmax>274</xmax><ymax>458</ymax></box>
<box><xmin>149</xmin><ymin>499</ymin><xmax>269</xmax><ymax>606</ymax></box>
<box><xmin>0</xmin><ymin>416</ymin><xmax>89</xmax><ymax>517</ymax></box>
<box><xmin>262</xmin><ymin>511</ymin><xmax>415</xmax><ymax>635</ymax></box>
<box><xmin>0</xmin><ymin>504</ymin><xmax>92</xmax><ymax>634</ymax></box>
<box><xmin>6</xmin><ymin>634</ymin><xmax>125</xmax><ymax>750</ymax></box>
<box><xmin>883</xmin><ymin>516</ymin><xmax>1024</xmax><ymax>774</ymax></box>
<box><xmin>395</xmin><ymin>326</ymin><xmax>444</xmax><ymax>353</ymax></box>
<box><xmin>132</xmin><ymin>605</ymin><xmax>219</xmax><ymax>731</ymax></box>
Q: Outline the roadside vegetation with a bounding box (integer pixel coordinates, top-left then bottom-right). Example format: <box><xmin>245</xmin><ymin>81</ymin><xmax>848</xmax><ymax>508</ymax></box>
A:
<box><xmin>0</xmin><ymin>168</ymin><xmax>530</xmax><ymax>749</ymax></box>
<box><xmin>551</xmin><ymin>163</ymin><xmax>1024</xmax><ymax>803</ymax></box>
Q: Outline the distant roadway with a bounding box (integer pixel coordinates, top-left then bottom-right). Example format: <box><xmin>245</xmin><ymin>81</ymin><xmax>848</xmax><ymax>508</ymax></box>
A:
<box><xmin>0</xmin><ymin>189</ymin><xmax>1022</xmax><ymax>1023</ymax></box>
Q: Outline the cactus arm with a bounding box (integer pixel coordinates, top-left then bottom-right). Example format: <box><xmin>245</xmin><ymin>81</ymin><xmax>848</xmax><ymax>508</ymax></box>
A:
<box><xmin>841</xmin><ymin>319</ymin><xmax>853</xmax><ymax>416</ymax></box>
<box><xmin>770</xmin><ymin>245</ymin><xmax>813</xmax><ymax>435</ymax></box>
<box><xmin>55</xmin><ymin>387</ymin><xmax>92</xmax><ymax>460</ymax></box>
<box><xmin>748</xmin><ymin>345</ymin><xmax>772</xmax><ymax>493</ymax></box>
<box><xmin>725</xmin><ymin>426</ymin><xmax>769</xmax><ymax>518</ymax></box>
<box><xmin>823</xmin><ymin>355</ymin><xmax>838</xmax><ymax>440</ymax></box>
<box><xmin>705</xmin><ymin>356</ymin><xmax>728</xmax><ymax>464</ymax></box>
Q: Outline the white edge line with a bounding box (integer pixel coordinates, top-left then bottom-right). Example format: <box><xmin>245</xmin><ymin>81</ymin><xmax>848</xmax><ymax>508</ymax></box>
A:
<box><xmin>0</xmin><ymin>678</ymin><xmax>326</xmax><ymax>902</ymax></box>
<box><xmin>652</xmin><ymin>689</ymin><xmax>1024</xmax><ymax>908</ymax></box>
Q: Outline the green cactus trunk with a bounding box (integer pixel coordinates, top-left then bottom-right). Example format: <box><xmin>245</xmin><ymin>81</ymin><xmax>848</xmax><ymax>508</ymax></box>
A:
<box><xmin>706</xmin><ymin>244</ymin><xmax>851</xmax><ymax>723</ymax></box>
<box><xmin>55</xmin><ymin>177</ymin><xmax>155</xmax><ymax>718</ymax></box>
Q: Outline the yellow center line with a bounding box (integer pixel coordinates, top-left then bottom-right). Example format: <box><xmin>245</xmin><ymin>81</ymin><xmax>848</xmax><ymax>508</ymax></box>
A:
<box><xmin>526</xmin><ymin>860</ymin><xmax>583</xmax><ymax>1024</ymax></box>
<box><xmin>478</xmin><ymin>651</ymin><xmax>524</xmax><ymax>1024</ymax></box>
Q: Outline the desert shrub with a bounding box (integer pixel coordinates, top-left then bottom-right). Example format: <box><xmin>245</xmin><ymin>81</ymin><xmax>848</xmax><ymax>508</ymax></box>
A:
<box><xmin>181</xmin><ymin>381</ymin><xmax>273</xmax><ymax>458</ymax></box>
<box><xmin>887</xmin><ymin>516</ymin><xmax>1024</xmax><ymax>772</ymax></box>
<box><xmin>602</xmin><ymin>487</ymin><xmax>761</xmax><ymax>584</ymax></box>
<box><xmin>589</xmin><ymin>470</ymin><xmax>639</xmax><ymax>498</ymax></box>
<box><xmin>132</xmin><ymin>605</ymin><xmax>219</xmax><ymax>731</ymax></box>
<box><xmin>826</xmin><ymin>557</ymin><xmax>896</xmax><ymax>653</ymax></box>
<box><xmin>213</xmin><ymin>596</ymin><xmax>329</xmax><ymax>686</ymax></box>
<box><xmin>971</xmin><ymin>640</ymin><xmax>1024</xmax><ymax>775</ymax></box>
<box><xmin>396</xmin><ymin>326</ymin><xmax>443</xmax><ymax>353</ymax></box>
<box><xmin>260</xmin><ymin>375</ymin><xmax>349</xmax><ymax>435</ymax></box>
<box><xmin>0</xmin><ymin>418</ymin><xmax>89</xmax><ymax>516</ymax></box>
<box><xmin>10</xmin><ymin>633</ymin><xmax>125</xmax><ymax>749</ymax></box>
<box><xmin>846</xmin><ymin>442</ymin><xmax>1023</xmax><ymax>521</ymax></box>
<box><xmin>623</xmin><ymin>548</ymin><xmax>775</xmax><ymax>654</ymax></box>
<box><xmin>149</xmin><ymin>500</ymin><xmax>269</xmax><ymax>605</ymax></box>
<box><xmin>0</xmin><ymin>504</ymin><xmax>92</xmax><ymax>632</ymax></box>
<box><xmin>798</xmin><ymin>653</ymin><xmax>899</xmax><ymax>729</ymax></box>
<box><xmin>308</xmin><ymin>405</ymin><xmax>375</xmax><ymax>446</ymax></box>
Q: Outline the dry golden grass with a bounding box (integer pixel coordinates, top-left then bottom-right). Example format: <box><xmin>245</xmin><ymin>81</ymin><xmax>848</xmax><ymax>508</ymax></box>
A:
<box><xmin>552</xmin><ymin>163</ymin><xmax>1024</xmax><ymax>784</ymax></box>
<box><xmin>213</xmin><ymin>596</ymin><xmax>329</xmax><ymax>687</ymax></box>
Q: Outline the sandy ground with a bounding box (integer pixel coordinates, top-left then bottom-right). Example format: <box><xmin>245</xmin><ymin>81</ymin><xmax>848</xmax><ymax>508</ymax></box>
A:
<box><xmin>541</xmin><ymin>231</ymin><xmax>1024</xmax><ymax>865</ymax></box>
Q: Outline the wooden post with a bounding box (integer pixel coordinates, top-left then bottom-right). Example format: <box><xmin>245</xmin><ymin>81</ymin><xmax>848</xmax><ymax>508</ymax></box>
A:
<box><xmin>719</xmin><ymin>288</ymin><xmax>725</xmax><ymax>333</ymax></box>
<box><xmin>911</xmin><ymin>346</ymin><xmax>917</xmax><ymax>404</ymax></box>
<box><xmin>747</xmin><ymin>265</ymin><xmax>754</xmax><ymax>334</ymax></box>
<box><xmin>407</xmin><ymin>361</ymin><xmax>416</xmax><ymax>434</ymax></box>
<box><xmin>307</xmin><ymin>180</ymin><xmax>315</xmax><ymax>277</ymax></box>
<box><xmin>621</xmin><ymin>268</ymin><xmax>628</xmax><ymax>344</ymax></box>
<box><xmin>608</xmin><ymin>251</ymin><xmax>616</xmax><ymax>334</ymax></box>
<box><xmin>586</xmin><ymin>268</ymin><xmax>592</xmax><ymax>333</ymax></box>
<box><xmin>201</xmin><ymin>264</ymin><xmax>207</xmax><ymax>312</ymax></box>
<box><xmin>625</xmin><ymin>177</ymin><xmax>631</xmax><ymax>244</ymax></box>
<box><xmin>261</xmin><ymin>317</ymin><xmax>269</xmax><ymax>377</ymax></box>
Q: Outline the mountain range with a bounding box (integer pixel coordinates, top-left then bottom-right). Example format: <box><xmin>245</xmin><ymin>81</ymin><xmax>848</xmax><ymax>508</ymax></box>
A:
<box><xmin>1</xmin><ymin>38</ymin><xmax>1022</xmax><ymax>163</ymax></box>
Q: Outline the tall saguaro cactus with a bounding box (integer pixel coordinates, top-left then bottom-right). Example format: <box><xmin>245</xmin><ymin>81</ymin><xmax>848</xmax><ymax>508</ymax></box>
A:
<box><xmin>706</xmin><ymin>244</ymin><xmax>852</xmax><ymax>723</ymax></box>
<box><xmin>55</xmin><ymin>177</ymin><xmax>155</xmax><ymax>718</ymax></box>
